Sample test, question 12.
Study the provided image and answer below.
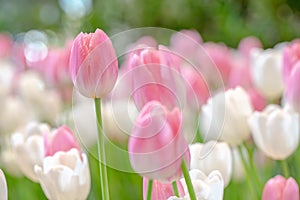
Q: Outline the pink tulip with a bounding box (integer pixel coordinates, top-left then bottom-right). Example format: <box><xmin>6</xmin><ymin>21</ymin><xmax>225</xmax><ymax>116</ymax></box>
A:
<box><xmin>285</xmin><ymin>63</ymin><xmax>300</xmax><ymax>113</ymax></box>
<box><xmin>0</xmin><ymin>33</ymin><xmax>12</xmax><ymax>59</ymax></box>
<box><xmin>143</xmin><ymin>178</ymin><xmax>185</xmax><ymax>200</ymax></box>
<box><xmin>238</xmin><ymin>36</ymin><xmax>262</xmax><ymax>59</ymax></box>
<box><xmin>127</xmin><ymin>46</ymin><xmax>184</xmax><ymax>110</ymax></box>
<box><xmin>262</xmin><ymin>175</ymin><xmax>299</xmax><ymax>200</ymax></box>
<box><xmin>282</xmin><ymin>41</ymin><xmax>300</xmax><ymax>84</ymax></box>
<box><xmin>248</xmin><ymin>88</ymin><xmax>267</xmax><ymax>111</ymax></box>
<box><xmin>180</xmin><ymin>66</ymin><xmax>209</xmax><ymax>109</ymax></box>
<box><xmin>129</xmin><ymin>101</ymin><xmax>190</xmax><ymax>182</ymax></box>
<box><xmin>44</xmin><ymin>125</ymin><xmax>80</xmax><ymax>157</ymax></box>
<box><xmin>228</xmin><ymin>57</ymin><xmax>252</xmax><ymax>90</ymax></box>
<box><xmin>69</xmin><ymin>29</ymin><xmax>118</xmax><ymax>98</ymax></box>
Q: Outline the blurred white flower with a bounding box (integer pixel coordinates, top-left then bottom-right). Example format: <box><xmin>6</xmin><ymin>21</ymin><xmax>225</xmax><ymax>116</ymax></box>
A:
<box><xmin>34</xmin><ymin>148</ymin><xmax>90</xmax><ymax>200</ymax></box>
<box><xmin>168</xmin><ymin>169</ymin><xmax>224</xmax><ymax>200</ymax></box>
<box><xmin>200</xmin><ymin>87</ymin><xmax>253</xmax><ymax>146</ymax></box>
<box><xmin>0</xmin><ymin>169</ymin><xmax>7</xmax><ymax>200</ymax></box>
<box><xmin>0</xmin><ymin>61</ymin><xmax>14</xmax><ymax>102</ymax></box>
<box><xmin>11</xmin><ymin>122</ymin><xmax>50</xmax><ymax>182</ymax></box>
<box><xmin>0</xmin><ymin>145</ymin><xmax>23</xmax><ymax>177</ymax></box>
<box><xmin>248</xmin><ymin>105</ymin><xmax>299</xmax><ymax>160</ymax></box>
<box><xmin>231</xmin><ymin>147</ymin><xmax>246</xmax><ymax>182</ymax></box>
<box><xmin>189</xmin><ymin>141</ymin><xmax>232</xmax><ymax>187</ymax></box>
<box><xmin>250</xmin><ymin>48</ymin><xmax>284</xmax><ymax>100</ymax></box>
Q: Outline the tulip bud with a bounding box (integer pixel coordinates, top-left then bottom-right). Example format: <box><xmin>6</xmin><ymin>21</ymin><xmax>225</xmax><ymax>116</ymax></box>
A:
<box><xmin>0</xmin><ymin>169</ymin><xmax>7</xmax><ymax>200</ymax></box>
<box><xmin>143</xmin><ymin>178</ymin><xmax>185</xmax><ymax>200</ymax></box>
<box><xmin>285</xmin><ymin>63</ymin><xmax>300</xmax><ymax>113</ymax></box>
<box><xmin>34</xmin><ymin>148</ymin><xmax>90</xmax><ymax>200</ymax></box>
<box><xmin>282</xmin><ymin>41</ymin><xmax>300</xmax><ymax>84</ymax></box>
<box><xmin>129</xmin><ymin>101</ymin><xmax>190</xmax><ymax>182</ymax></box>
<box><xmin>189</xmin><ymin>141</ymin><xmax>232</xmax><ymax>187</ymax></box>
<box><xmin>44</xmin><ymin>125</ymin><xmax>79</xmax><ymax>157</ymax></box>
<box><xmin>11</xmin><ymin>122</ymin><xmax>50</xmax><ymax>182</ymax></box>
<box><xmin>200</xmin><ymin>87</ymin><xmax>253</xmax><ymax>146</ymax></box>
<box><xmin>262</xmin><ymin>175</ymin><xmax>299</xmax><ymax>200</ymax></box>
<box><xmin>69</xmin><ymin>29</ymin><xmax>118</xmax><ymax>98</ymax></box>
<box><xmin>250</xmin><ymin>48</ymin><xmax>284</xmax><ymax>100</ymax></box>
<box><xmin>248</xmin><ymin>105</ymin><xmax>299</xmax><ymax>160</ymax></box>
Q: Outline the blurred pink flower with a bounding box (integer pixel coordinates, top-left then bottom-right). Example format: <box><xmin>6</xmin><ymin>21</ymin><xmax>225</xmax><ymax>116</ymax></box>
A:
<box><xmin>283</xmin><ymin>41</ymin><xmax>300</xmax><ymax>84</ymax></box>
<box><xmin>127</xmin><ymin>46</ymin><xmax>185</xmax><ymax>110</ymax></box>
<box><xmin>143</xmin><ymin>178</ymin><xmax>184</xmax><ymax>200</ymax></box>
<box><xmin>129</xmin><ymin>101</ymin><xmax>190</xmax><ymax>182</ymax></box>
<box><xmin>0</xmin><ymin>33</ymin><xmax>12</xmax><ymax>59</ymax></box>
<box><xmin>262</xmin><ymin>175</ymin><xmax>299</xmax><ymax>200</ymax></box>
<box><xmin>44</xmin><ymin>125</ymin><xmax>79</xmax><ymax>157</ymax></box>
<box><xmin>285</xmin><ymin>63</ymin><xmax>300</xmax><ymax>113</ymax></box>
<box><xmin>247</xmin><ymin>88</ymin><xmax>267</xmax><ymax>111</ymax></box>
<box><xmin>69</xmin><ymin>29</ymin><xmax>118</xmax><ymax>98</ymax></box>
<box><xmin>238</xmin><ymin>36</ymin><xmax>262</xmax><ymax>59</ymax></box>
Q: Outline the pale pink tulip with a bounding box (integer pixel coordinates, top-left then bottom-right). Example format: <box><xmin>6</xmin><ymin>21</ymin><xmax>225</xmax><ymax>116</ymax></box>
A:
<box><xmin>127</xmin><ymin>46</ymin><xmax>185</xmax><ymax>110</ymax></box>
<box><xmin>69</xmin><ymin>29</ymin><xmax>118</xmax><ymax>98</ymax></box>
<box><xmin>248</xmin><ymin>88</ymin><xmax>267</xmax><ymax>111</ymax></box>
<box><xmin>0</xmin><ymin>33</ymin><xmax>12</xmax><ymax>59</ymax></box>
<box><xmin>262</xmin><ymin>175</ymin><xmax>299</xmax><ymax>200</ymax></box>
<box><xmin>238</xmin><ymin>36</ymin><xmax>262</xmax><ymax>59</ymax></box>
<box><xmin>180</xmin><ymin>66</ymin><xmax>209</xmax><ymax>109</ymax></box>
<box><xmin>143</xmin><ymin>178</ymin><xmax>185</xmax><ymax>200</ymax></box>
<box><xmin>285</xmin><ymin>63</ymin><xmax>300</xmax><ymax>113</ymax></box>
<box><xmin>282</xmin><ymin>41</ymin><xmax>300</xmax><ymax>84</ymax></box>
<box><xmin>129</xmin><ymin>101</ymin><xmax>190</xmax><ymax>182</ymax></box>
<box><xmin>44</xmin><ymin>125</ymin><xmax>79</xmax><ymax>157</ymax></box>
<box><xmin>227</xmin><ymin>57</ymin><xmax>252</xmax><ymax>89</ymax></box>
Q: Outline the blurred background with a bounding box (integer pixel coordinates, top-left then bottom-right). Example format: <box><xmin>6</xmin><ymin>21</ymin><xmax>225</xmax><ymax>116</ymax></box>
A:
<box><xmin>1</xmin><ymin>0</ymin><xmax>300</xmax><ymax>47</ymax></box>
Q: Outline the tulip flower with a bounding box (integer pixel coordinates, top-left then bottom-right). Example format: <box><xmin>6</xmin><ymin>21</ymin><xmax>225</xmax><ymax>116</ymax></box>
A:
<box><xmin>285</xmin><ymin>63</ymin><xmax>300</xmax><ymax>113</ymax></box>
<box><xmin>126</xmin><ymin>45</ymin><xmax>185</xmax><ymax>110</ymax></box>
<box><xmin>69</xmin><ymin>28</ymin><xmax>118</xmax><ymax>98</ymax></box>
<box><xmin>143</xmin><ymin>178</ymin><xmax>185</xmax><ymax>200</ymax></box>
<box><xmin>44</xmin><ymin>125</ymin><xmax>80</xmax><ymax>157</ymax></box>
<box><xmin>262</xmin><ymin>175</ymin><xmax>299</xmax><ymax>200</ymax></box>
<box><xmin>250</xmin><ymin>48</ymin><xmax>284</xmax><ymax>100</ymax></box>
<box><xmin>282</xmin><ymin>41</ymin><xmax>300</xmax><ymax>84</ymax></box>
<box><xmin>248</xmin><ymin>105</ymin><xmax>299</xmax><ymax>160</ymax></box>
<box><xmin>0</xmin><ymin>33</ymin><xmax>12</xmax><ymax>59</ymax></box>
<box><xmin>129</xmin><ymin>101</ymin><xmax>190</xmax><ymax>182</ymax></box>
<box><xmin>168</xmin><ymin>169</ymin><xmax>224</xmax><ymax>200</ymax></box>
<box><xmin>238</xmin><ymin>36</ymin><xmax>262</xmax><ymax>59</ymax></box>
<box><xmin>200</xmin><ymin>87</ymin><xmax>253</xmax><ymax>146</ymax></box>
<box><xmin>11</xmin><ymin>122</ymin><xmax>50</xmax><ymax>182</ymax></box>
<box><xmin>34</xmin><ymin>148</ymin><xmax>90</xmax><ymax>200</ymax></box>
<box><xmin>0</xmin><ymin>169</ymin><xmax>7</xmax><ymax>200</ymax></box>
<box><xmin>189</xmin><ymin>141</ymin><xmax>232</xmax><ymax>187</ymax></box>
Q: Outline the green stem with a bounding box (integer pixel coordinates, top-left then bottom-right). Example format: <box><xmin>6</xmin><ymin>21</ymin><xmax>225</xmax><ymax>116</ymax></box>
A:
<box><xmin>147</xmin><ymin>179</ymin><xmax>153</xmax><ymax>200</ymax></box>
<box><xmin>194</xmin><ymin>127</ymin><xmax>203</xmax><ymax>143</ymax></box>
<box><xmin>237</xmin><ymin>145</ymin><xmax>257</xmax><ymax>200</ymax></box>
<box><xmin>181</xmin><ymin>159</ymin><xmax>197</xmax><ymax>200</ymax></box>
<box><xmin>281</xmin><ymin>160</ymin><xmax>290</xmax><ymax>178</ymax></box>
<box><xmin>172</xmin><ymin>181</ymin><xmax>179</xmax><ymax>197</ymax></box>
<box><xmin>94</xmin><ymin>98</ymin><xmax>110</xmax><ymax>200</ymax></box>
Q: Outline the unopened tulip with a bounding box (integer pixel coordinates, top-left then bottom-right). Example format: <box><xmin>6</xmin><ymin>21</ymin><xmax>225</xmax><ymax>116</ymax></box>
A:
<box><xmin>44</xmin><ymin>125</ymin><xmax>79</xmax><ymax>157</ymax></box>
<box><xmin>0</xmin><ymin>169</ymin><xmax>7</xmax><ymax>200</ymax></box>
<box><xmin>285</xmin><ymin>63</ymin><xmax>300</xmax><ymax>113</ymax></box>
<box><xmin>34</xmin><ymin>148</ymin><xmax>90</xmax><ymax>200</ymax></box>
<box><xmin>143</xmin><ymin>178</ymin><xmax>184</xmax><ymax>200</ymax></box>
<box><xmin>126</xmin><ymin>46</ymin><xmax>185</xmax><ymax>110</ymax></box>
<box><xmin>70</xmin><ymin>29</ymin><xmax>118</xmax><ymax>98</ymax></box>
<box><xmin>282</xmin><ymin>41</ymin><xmax>300</xmax><ymax>84</ymax></box>
<box><xmin>189</xmin><ymin>141</ymin><xmax>232</xmax><ymax>187</ymax></box>
<box><xmin>248</xmin><ymin>105</ymin><xmax>299</xmax><ymax>160</ymax></box>
<box><xmin>168</xmin><ymin>169</ymin><xmax>224</xmax><ymax>200</ymax></box>
<box><xmin>11</xmin><ymin>122</ymin><xmax>50</xmax><ymax>182</ymax></box>
<box><xmin>129</xmin><ymin>101</ymin><xmax>190</xmax><ymax>182</ymax></box>
<box><xmin>250</xmin><ymin>48</ymin><xmax>284</xmax><ymax>100</ymax></box>
<box><xmin>200</xmin><ymin>87</ymin><xmax>253</xmax><ymax>146</ymax></box>
<box><xmin>262</xmin><ymin>175</ymin><xmax>299</xmax><ymax>200</ymax></box>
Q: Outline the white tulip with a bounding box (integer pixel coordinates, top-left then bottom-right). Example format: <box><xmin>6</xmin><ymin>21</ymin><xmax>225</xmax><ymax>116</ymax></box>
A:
<box><xmin>0</xmin><ymin>146</ymin><xmax>23</xmax><ymax>177</ymax></box>
<box><xmin>34</xmin><ymin>148</ymin><xmax>90</xmax><ymax>200</ymax></box>
<box><xmin>250</xmin><ymin>48</ymin><xmax>284</xmax><ymax>100</ymax></box>
<box><xmin>0</xmin><ymin>61</ymin><xmax>14</xmax><ymax>102</ymax></box>
<box><xmin>11</xmin><ymin>122</ymin><xmax>50</xmax><ymax>182</ymax></box>
<box><xmin>189</xmin><ymin>141</ymin><xmax>232</xmax><ymax>187</ymax></box>
<box><xmin>231</xmin><ymin>147</ymin><xmax>246</xmax><ymax>182</ymax></box>
<box><xmin>168</xmin><ymin>169</ymin><xmax>224</xmax><ymax>200</ymax></box>
<box><xmin>200</xmin><ymin>87</ymin><xmax>253</xmax><ymax>146</ymax></box>
<box><xmin>248</xmin><ymin>105</ymin><xmax>299</xmax><ymax>160</ymax></box>
<box><xmin>0</xmin><ymin>169</ymin><xmax>7</xmax><ymax>200</ymax></box>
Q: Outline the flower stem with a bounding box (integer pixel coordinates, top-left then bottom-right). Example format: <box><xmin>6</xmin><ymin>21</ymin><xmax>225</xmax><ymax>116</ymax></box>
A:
<box><xmin>147</xmin><ymin>179</ymin><xmax>153</xmax><ymax>200</ymax></box>
<box><xmin>237</xmin><ymin>145</ymin><xmax>257</xmax><ymax>200</ymax></box>
<box><xmin>281</xmin><ymin>160</ymin><xmax>290</xmax><ymax>178</ymax></box>
<box><xmin>172</xmin><ymin>181</ymin><xmax>179</xmax><ymax>197</ymax></box>
<box><xmin>94</xmin><ymin>98</ymin><xmax>109</xmax><ymax>200</ymax></box>
<box><xmin>181</xmin><ymin>159</ymin><xmax>196</xmax><ymax>200</ymax></box>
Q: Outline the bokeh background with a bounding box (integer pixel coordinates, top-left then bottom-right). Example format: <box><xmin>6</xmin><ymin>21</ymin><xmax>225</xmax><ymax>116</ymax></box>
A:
<box><xmin>1</xmin><ymin>0</ymin><xmax>300</xmax><ymax>199</ymax></box>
